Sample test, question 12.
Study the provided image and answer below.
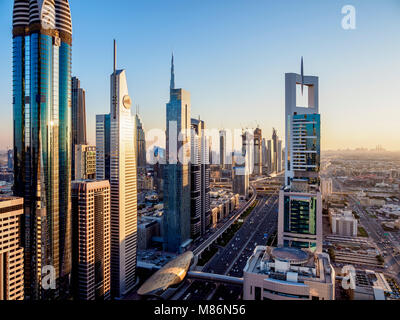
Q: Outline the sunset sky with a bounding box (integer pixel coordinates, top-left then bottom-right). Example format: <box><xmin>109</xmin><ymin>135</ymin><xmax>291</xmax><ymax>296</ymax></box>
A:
<box><xmin>1</xmin><ymin>0</ymin><xmax>400</xmax><ymax>151</ymax></box>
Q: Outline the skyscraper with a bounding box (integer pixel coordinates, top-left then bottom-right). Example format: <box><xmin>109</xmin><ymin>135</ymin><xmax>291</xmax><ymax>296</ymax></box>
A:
<box><xmin>109</xmin><ymin>40</ymin><xmax>137</xmax><ymax>298</ymax></box>
<box><xmin>0</xmin><ymin>196</ymin><xmax>24</xmax><ymax>300</ymax></box>
<box><xmin>164</xmin><ymin>54</ymin><xmax>192</xmax><ymax>253</ymax></box>
<box><xmin>253</xmin><ymin>127</ymin><xmax>262</xmax><ymax>175</ymax></box>
<box><xmin>277</xmin><ymin>140</ymin><xmax>282</xmax><ymax>173</ymax></box>
<box><xmin>267</xmin><ymin>139</ymin><xmax>272</xmax><ymax>174</ymax></box>
<box><xmin>12</xmin><ymin>0</ymin><xmax>73</xmax><ymax>299</ymax></box>
<box><xmin>233</xmin><ymin>130</ymin><xmax>251</xmax><ymax>198</ymax></box>
<box><xmin>278</xmin><ymin>64</ymin><xmax>322</xmax><ymax>252</ymax></box>
<box><xmin>135</xmin><ymin>112</ymin><xmax>146</xmax><ymax>173</ymax></box>
<box><xmin>71</xmin><ymin>77</ymin><xmax>87</xmax><ymax>180</ymax></box>
<box><xmin>71</xmin><ymin>180</ymin><xmax>111</xmax><ymax>300</ymax></box>
<box><xmin>219</xmin><ymin>130</ymin><xmax>226</xmax><ymax>168</ymax></box>
<box><xmin>272</xmin><ymin>128</ymin><xmax>278</xmax><ymax>173</ymax></box>
<box><xmin>191</xmin><ymin>118</ymin><xmax>211</xmax><ymax>238</ymax></box>
<box><xmin>96</xmin><ymin>114</ymin><xmax>111</xmax><ymax>181</ymax></box>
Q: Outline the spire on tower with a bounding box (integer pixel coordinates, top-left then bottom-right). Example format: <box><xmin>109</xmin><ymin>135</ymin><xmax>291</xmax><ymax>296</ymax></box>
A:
<box><xmin>301</xmin><ymin>56</ymin><xmax>304</xmax><ymax>95</ymax></box>
<box><xmin>170</xmin><ymin>52</ymin><xmax>175</xmax><ymax>92</ymax></box>
<box><xmin>114</xmin><ymin>39</ymin><xmax>117</xmax><ymax>74</ymax></box>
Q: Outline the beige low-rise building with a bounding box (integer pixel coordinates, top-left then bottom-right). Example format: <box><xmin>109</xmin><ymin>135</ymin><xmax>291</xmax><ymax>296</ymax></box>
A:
<box><xmin>329</xmin><ymin>209</ymin><xmax>358</xmax><ymax>237</ymax></box>
<box><xmin>243</xmin><ymin>246</ymin><xmax>335</xmax><ymax>300</ymax></box>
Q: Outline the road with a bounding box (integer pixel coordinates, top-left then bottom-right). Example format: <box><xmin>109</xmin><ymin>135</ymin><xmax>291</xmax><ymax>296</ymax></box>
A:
<box><xmin>331</xmin><ymin>177</ymin><xmax>400</xmax><ymax>282</ymax></box>
<box><xmin>176</xmin><ymin>194</ymin><xmax>279</xmax><ymax>300</ymax></box>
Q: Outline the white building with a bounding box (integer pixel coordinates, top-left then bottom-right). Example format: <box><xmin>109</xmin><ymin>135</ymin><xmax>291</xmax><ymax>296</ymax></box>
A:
<box><xmin>109</xmin><ymin>41</ymin><xmax>137</xmax><ymax>298</ymax></box>
<box><xmin>329</xmin><ymin>209</ymin><xmax>358</xmax><ymax>237</ymax></box>
<box><xmin>321</xmin><ymin>178</ymin><xmax>333</xmax><ymax>199</ymax></box>
<box><xmin>243</xmin><ymin>246</ymin><xmax>335</xmax><ymax>300</ymax></box>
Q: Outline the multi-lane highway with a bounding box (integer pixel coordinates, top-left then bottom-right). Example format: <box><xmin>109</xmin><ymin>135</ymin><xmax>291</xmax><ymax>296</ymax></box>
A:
<box><xmin>176</xmin><ymin>193</ymin><xmax>279</xmax><ymax>300</ymax></box>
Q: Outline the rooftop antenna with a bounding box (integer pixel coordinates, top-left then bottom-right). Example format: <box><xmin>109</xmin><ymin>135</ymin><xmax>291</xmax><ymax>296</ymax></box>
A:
<box><xmin>113</xmin><ymin>39</ymin><xmax>117</xmax><ymax>74</ymax></box>
<box><xmin>301</xmin><ymin>56</ymin><xmax>304</xmax><ymax>95</ymax></box>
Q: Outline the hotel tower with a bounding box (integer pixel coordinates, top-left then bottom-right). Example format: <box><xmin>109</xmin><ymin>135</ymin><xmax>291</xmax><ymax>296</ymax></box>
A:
<box><xmin>12</xmin><ymin>0</ymin><xmax>73</xmax><ymax>299</ymax></box>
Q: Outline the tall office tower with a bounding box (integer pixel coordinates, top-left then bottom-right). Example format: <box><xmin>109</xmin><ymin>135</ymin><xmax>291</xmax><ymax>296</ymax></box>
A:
<box><xmin>164</xmin><ymin>54</ymin><xmax>191</xmax><ymax>253</ymax></box>
<box><xmin>74</xmin><ymin>145</ymin><xmax>96</xmax><ymax>180</ymax></box>
<box><xmin>96</xmin><ymin>114</ymin><xmax>111</xmax><ymax>181</ymax></box>
<box><xmin>71</xmin><ymin>77</ymin><xmax>87</xmax><ymax>180</ymax></box>
<box><xmin>267</xmin><ymin>140</ymin><xmax>272</xmax><ymax>174</ymax></box>
<box><xmin>232</xmin><ymin>131</ymin><xmax>251</xmax><ymax>198</ymax></box>
<box><xmin>7</xmin><ymin>150</ymin><xmax>13</xmax><ymax>171</ymax></box>
<box><xmin>261</xmin><ymin>138</ymin><xmax>267</xmax><ymax>167</ymax></box>
<box><xmin>277</xmin><ymin>140</ymin><xmax>282</xmax><ymax>173</ymax></box>
<box><xmin>71</xmin><ymin>181</ymin><xmax>111</xmax><ymax>300</ymax></box>
<box><xmin>135</xmin><ymin>112</ymin><xmax>146</xmax><ymax>174</ymax></box>
<box><xmin>12</xmin><ymin>0</ymin><xmax>73</xmax><ymax>299</ymax></box>
<box><xmin>253</xmin><ymin>127</ymin><xmax>262</xmax><ymax>175</ymax></box>
<box><xmin>278</xmin><ymin>64</ymin><xmax>322</xmax><ymax>252</ymax></box>
<box><xmin>109</xmin><ymin>41</ymin><xmax>137</xmax><ymax>298</ymax></box>
<box><xmin>219</xmin><ymin>130</ymin><xmax>226</xmax><ymax>168</ymax></box>
<box><xmin>0</xmin><ymin>196</ymin><xmax>24</xmax><ymax>300</ymax></box>
<box><xmin>272</xmin><ymin>128</ymin><xmax>278</xmax><ymax>173</ymax></box>
<box><xmin>191</xmin><ymin>118</ymin><xmax>211</xmax><ymax>238</ymax></box>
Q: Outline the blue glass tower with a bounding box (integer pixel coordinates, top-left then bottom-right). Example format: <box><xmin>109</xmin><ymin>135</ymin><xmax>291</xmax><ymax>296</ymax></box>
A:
<box><xmin>12</xmin><ymin>0</ymin><xmax>73</xmax><ymax>299</ymax></box>
<box><xmin>163</xmin><ymin>55</ymin><xmax>192</xmax><ymax>253</ymax></box>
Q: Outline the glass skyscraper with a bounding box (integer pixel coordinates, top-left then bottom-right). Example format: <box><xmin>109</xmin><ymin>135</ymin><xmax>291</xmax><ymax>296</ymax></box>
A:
<box><xmin>12</xmin><ymin>0</ymin><xmax>73</xmax><ymax>299</ymax></box>
<box><xmin>164</xmin><ymin>55</ymin><xmax>192</xmax><ymax>253</ymax></box>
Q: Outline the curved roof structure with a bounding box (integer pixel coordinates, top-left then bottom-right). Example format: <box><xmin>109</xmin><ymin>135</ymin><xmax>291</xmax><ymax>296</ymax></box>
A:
<box><xmin>13</xmin><ymin>0</ymin><xmax>72</xmax><ymax>44</ymax></box>
<box><xmin>138</xmin><ymin>251</ymin><xmax>194</xmax><ymax>297</ymax></box>
<box><xmin>270</xmin><ymin>247</ymin><xmax>310</xmax><ymax>265</ymax></box>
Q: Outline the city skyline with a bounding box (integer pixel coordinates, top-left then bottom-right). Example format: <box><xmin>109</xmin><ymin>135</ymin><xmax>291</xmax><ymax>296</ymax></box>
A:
<box><xmin>1</xmin><ymin>0</ymin><xmax>400</xmax><ymax>151</ymax></box>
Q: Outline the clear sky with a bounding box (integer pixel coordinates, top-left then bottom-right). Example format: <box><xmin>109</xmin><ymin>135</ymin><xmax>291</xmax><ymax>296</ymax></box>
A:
<box><xmin>1</xmin><ymin>0</ymin><xmax>400</xmax><ymax>151</ymax></box>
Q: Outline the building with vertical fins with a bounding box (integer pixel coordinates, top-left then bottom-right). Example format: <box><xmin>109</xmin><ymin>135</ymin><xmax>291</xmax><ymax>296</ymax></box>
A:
<box><xmin>109</xmin><ymin>40</ymin><xmax>137</xmax><ymax>298</ymax></box>
<box><xmin>0</xmin><ymin>196</ymin><xmax>25</xmax><ymax>300</ymax></box>
<box><xmin>164</xmin><ymin>54</ymin><xmax>192</xmax><ymax>253</ymax></box>
<box><xmin>278</xmin><ymin>62</ymin><xmax>322</xmax><ymax>252</ymax></box>
<box><xmin>266</xmin><ymin>139</ymin><xmax>272</xmax><ymax>174</ymax></box>
<box><xmin>71</xmin><ymin>77</ymin><xmax>87</xmax><ymax>180</ymax></box>
<box><xmin>272</xmin><ymin>128</ymin><xmax>278</xmax><ymax>173</ymax></box>
<box><xmin>12</xmin><ymin>0</ymin><xmax>73</xmax><ymax>299</ymax></box>
<box><xmin>96</xmin><ymin>114</ymin><xmax>111</xmax><ymax>181</ymax></box>
<box><xmin>71</xmin><ymin>180</ymin><xmax>111</xmax><ymax>300</ymax></box>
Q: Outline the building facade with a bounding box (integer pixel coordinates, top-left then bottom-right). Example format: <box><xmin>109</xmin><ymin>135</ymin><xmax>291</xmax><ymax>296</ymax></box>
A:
<box><xmin>71</xmin><ymin>180</ymin><xmax>111</xmax><ymax>300</ymax></box>
<box><xmin>96</xmin><ymin>114</ymin><xmax>111</xmax><ymax>181</ymax></box>
<box><xmin>71</xmin><ymin>76</ymin><xmax>87</xmax><ymax>180</ymax></box>
<box><xmin>0</xmin><ymin>196</ymin><xmax>24</xmax><ymax>300</ymax></box>
<box><xmin>253</xmin><ymin>127</ymin><xmax>262</xmax><ymax>175</ymax></box>
<box><xmin>109</xmin><ymin>41</ymin><xmax>137</xmax><ymax>298</ymax></box>
<box><xmin>12</xmin><ymin>0</ymin><xmax>73</xmax><ymax>299</ymax></box>
<box><xmin>278</xmin><ymin>68</ymin><xmax>322</xmax><ymax>252</ymax></box>
<box><xmin>74</xmin><ymin>145</ymin><xmax>96</xmax><ymax>180</ymax></box>
<box><xmin>135</xmin><ymin>113</ymin><xmax>146</xmax><ymax>173</ymax></box>
<box><xmin>219</xmin><ymin>130</ymin><xmax>226</xmax><ymax>168</ymax></box>
<box><xmin>164</xmin><ymin>55</ymin><xmax>192</xmax><ymax>253</ymax></box>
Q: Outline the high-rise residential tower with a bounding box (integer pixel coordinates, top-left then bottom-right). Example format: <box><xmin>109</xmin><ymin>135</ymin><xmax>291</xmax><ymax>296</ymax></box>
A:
<box><xmin>71</xmin><ymin>180</ymin><xmax>111</xmax><ymax>300</ymax></box>
<box><xmin>267</xmin><ymin>140</ymin><xmax>272</xmax><ymax>174</ymax></box>
<box><xmin>71</xmin><ymin>77</ymin><xmax>87</xmax><ymax>180</ymax></box>
<box><xmin>109</xmin><ymin>40</ymin><xmax>137</xmax><ymax>298</ymax></box>
<box><xmin>278</xmin><ymin>64</ymin><xmax>322</xmax><ymax>252</ymax></box>
<box><xmin>96</xmin><ymin>114</ymin><xmax>111</xmax><ymax>181</ymax></box>
<box><xmin>164</xmin><ymin>54</ymin><xmax>192</xmax><ymax>253</ymax></box>
<box><xmin>277</xmin><ymin>140</ymin><xmax>282</xmax><ymax>173</ymax></box>
<box><xmin>253</xmin><ymin>127</ymin><xmax>262</xmax><ymax>175</ymax></box>
<box><xmin>0</xmin><ymin>196</ymin><xmax>24</xmax><ymax>300</ymax></box>
<box><xmin>233</xmin><ymin>130</ymin><xmax>251</xmax><ymax>198</ymax></box>
<box><xmin>12</xmin><ymin>0</ymin><xmax>73</xmax><ymax>299</ymax></box>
